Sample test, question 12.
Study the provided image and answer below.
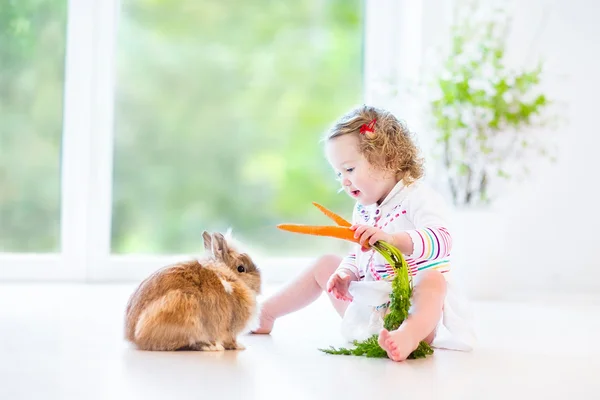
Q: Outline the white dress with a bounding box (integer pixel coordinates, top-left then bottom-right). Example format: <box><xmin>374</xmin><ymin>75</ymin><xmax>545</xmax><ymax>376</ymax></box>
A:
<box><xmin>336</xmin><ymin>180</ymin><xmax>477</xmax><ymax>351</ymax></box>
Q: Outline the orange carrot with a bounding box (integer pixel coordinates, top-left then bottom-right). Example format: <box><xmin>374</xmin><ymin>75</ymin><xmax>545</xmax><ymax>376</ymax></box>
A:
<box><xmin>277</xmin><ymin>224</ymin><xmax>358</xmax><ymax>244</ymax></box>
<box><xmin>312</xmin><ymin>202</ymin><xmax>351</xmax><ymax>227</ymax></box>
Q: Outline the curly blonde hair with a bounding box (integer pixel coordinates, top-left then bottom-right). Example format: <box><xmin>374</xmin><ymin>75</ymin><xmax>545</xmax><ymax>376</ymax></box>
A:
<box><xmin>324</xmin><ymin>105</ymin><xmax>424</xmax><ymax>185</ymax></box>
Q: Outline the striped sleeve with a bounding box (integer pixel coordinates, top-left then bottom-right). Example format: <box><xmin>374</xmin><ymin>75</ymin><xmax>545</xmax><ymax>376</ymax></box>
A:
<box><xmin>405</xmin><ymin>184</ymin><xmax>454</xmax><ymax>261</ymax></box>
<box><xmin>336</xmin><ymin>252</ymin><xmax>360</xmax><ymax>279</ymax></box>
<box><xmin>406</xmin><ymin>227</ymin><xmax>452</xmax><ymax>261</ymax></box>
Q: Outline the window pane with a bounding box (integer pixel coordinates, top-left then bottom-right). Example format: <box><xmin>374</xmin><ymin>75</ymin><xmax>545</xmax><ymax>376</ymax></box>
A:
<box><xmin>112</xmin><ymin>0</ymin><xmax>362</xmax><ymax>256</ymax></box>
<box><xmin>0</xmin><ymin>1</ymin><xmax>67</xmax><ymax>252</ymax></box>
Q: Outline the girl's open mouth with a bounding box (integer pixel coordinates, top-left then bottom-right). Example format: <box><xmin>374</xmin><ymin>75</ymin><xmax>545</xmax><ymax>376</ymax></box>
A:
<box><xmin>350</xmin><ymin>190</ymin><xmax>360</xmax><ymax>197</ymax></box>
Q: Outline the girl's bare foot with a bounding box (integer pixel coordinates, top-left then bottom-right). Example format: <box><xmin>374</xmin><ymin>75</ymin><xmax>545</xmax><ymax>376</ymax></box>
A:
<box><xmin>250</xmin><ymin>255</ymin><xmax>343</xmax><ymax>334</ymax></box>
<box><xmin>378</xmin><ymin>270</ymin><xmax>445</xmax><ymax>361</ymax></box>
<box><xmin>378</xmin><ymin>327</ymin><xmax>419</xmax><ymax>362</ymax></box>
<box><xmin>251</xmin><ymin>309</ymin><xmax>275</xmax><ymax>334</ymax></box>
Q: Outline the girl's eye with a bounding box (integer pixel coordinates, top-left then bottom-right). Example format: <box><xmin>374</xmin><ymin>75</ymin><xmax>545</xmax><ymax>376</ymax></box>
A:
<box><xmin>336</xmin><ymin>168</ymin><xmax>353</xmax><ymax>181</ymax></box>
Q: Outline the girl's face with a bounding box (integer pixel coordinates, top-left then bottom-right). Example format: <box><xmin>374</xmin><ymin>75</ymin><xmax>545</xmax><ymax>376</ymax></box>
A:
<box><xmin>325</xmin><ymin>135</ymin><xmax>398</xmax><ymax>206</ymax></box>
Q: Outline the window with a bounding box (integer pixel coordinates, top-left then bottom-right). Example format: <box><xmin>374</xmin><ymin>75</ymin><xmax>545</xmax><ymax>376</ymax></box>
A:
<box><xmin>111</xmin><ymin>0</ymin><xmax>362</xmax><ymax>258</ymax></box>
<box><xmin>0</xmin><ymin>0</ymin><xmax>406</xmax><ymax>282</ymax></box>
<box><xmin>0</xmin><ymin>0</ymin><xmax>68</xmax><ymax>253</ymax></box>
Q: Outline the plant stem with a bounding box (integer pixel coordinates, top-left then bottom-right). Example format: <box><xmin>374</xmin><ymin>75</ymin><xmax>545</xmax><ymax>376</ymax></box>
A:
<box><xmin>464</xmin><ymin>164</ymin><xmax>473</xmax><ymax>205</ymax></box>
<box><xmin>478</xmin><ymin>170</ymin><xmax>488</xmax><ymax>202</ymax></box>
<box><xmin>444</xmin><ymin>137</ymin><xmax>458</xmax><ymax>205</ymax></box>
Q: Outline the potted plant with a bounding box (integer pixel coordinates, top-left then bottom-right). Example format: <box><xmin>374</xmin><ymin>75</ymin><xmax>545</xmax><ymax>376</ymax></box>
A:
<box><xmin>426</xmin><ymin>0</ymin><xmax>556</xmax><ymax>207</ymax></box>
<box><xmin>421</xmin><ymin>1</ymin><xmax>559</xmax><ymax>298</ymax></box>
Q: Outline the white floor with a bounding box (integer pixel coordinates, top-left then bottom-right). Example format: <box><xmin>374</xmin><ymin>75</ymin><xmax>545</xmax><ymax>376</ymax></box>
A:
<box><xmin>1</xmin><ymin>284</ymin><xmax>600</xmax><ymax>400</ymax></box>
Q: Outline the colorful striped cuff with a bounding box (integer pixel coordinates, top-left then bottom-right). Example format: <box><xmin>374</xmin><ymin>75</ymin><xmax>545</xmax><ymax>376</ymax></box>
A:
<box><xmin>406</xmin><ymin>226</ymin><xmax>452</xmax><ymax>261</ymax></box>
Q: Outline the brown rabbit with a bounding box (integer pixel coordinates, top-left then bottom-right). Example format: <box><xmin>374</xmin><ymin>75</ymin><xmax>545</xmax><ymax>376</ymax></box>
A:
<box><xmin>124</xmin><ymin>231</ymin><xmax>261</xmax><ymax>351</ymax></box>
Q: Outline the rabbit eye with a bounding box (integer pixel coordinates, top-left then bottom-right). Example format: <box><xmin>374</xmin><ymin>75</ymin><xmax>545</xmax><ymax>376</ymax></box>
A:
<box><xmin>237</xmin><ymin>265</ymin><xmax>245</xmax><ymax>273</ymax></box>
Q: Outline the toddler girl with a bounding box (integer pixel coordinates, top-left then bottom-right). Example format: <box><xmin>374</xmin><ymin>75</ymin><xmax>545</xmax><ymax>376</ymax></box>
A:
<box><xmin>254</xmin><ymin>105</ymin><xmax>475</xmax><ymax>361</ymax></box>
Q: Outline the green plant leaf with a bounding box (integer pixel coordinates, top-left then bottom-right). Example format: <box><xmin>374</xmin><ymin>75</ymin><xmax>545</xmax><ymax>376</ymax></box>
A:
<box><xmin>497</xmin><ymin>169</ymin><xmax>510</xmax><ymax>178</ymax></box>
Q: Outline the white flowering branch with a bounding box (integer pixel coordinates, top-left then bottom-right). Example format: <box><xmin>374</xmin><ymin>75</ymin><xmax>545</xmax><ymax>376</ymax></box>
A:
<box><xmin>425</xmin><ymin>0</ymin><xmax>555</xmax><ymax>206</ymax></box>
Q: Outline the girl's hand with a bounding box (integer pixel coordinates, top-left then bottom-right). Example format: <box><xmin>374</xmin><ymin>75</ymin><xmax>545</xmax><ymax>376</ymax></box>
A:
<box><xmin>326</xmin><ymin>270</ymin><xmax>354</xmax><ymax>301</ymax></box>
<box><xmin>351</xmin><ymin>224</ymin><xmax>392</xmax><ymax>251</ymax></box>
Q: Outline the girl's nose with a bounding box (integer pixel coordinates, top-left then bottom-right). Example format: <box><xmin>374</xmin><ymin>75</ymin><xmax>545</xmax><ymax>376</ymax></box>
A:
<box><xmin>342</xmin><ymin>178</ymin><xmax>351</xmax><ymax>187</ymax></box>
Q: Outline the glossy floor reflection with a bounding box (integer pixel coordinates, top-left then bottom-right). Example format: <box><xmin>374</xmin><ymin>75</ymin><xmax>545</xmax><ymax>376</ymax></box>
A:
<box><xmin>1</xmin><ymin>283</ymin><xmax>599</xmax><ymax>400</ymax></box>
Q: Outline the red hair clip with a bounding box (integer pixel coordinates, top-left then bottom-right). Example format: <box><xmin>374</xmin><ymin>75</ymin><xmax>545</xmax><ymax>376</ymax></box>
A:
<box><xmin>359</xmin><ymin>118</ymin><xmax>377</xmax><ymax>134</ymax></box>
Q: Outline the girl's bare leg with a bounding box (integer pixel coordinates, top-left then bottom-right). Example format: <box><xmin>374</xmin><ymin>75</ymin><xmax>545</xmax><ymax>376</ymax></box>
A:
<box><xmin>252</xmin><ymin>255</ymin><xmax>348</xmax><ymax>334</ymax></box>
<box><xmin>378</xmin><ymin>269</ymin><xmax>446</xmax><ymax>361</ymax></box>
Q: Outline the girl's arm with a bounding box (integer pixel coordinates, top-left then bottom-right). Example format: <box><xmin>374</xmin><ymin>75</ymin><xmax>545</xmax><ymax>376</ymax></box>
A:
<box><xmin>390</xmin><ymin>186</ymin><xmax>453</xmax><ymax>261</ymax></box>
<box><xmin>387</xmin><ymin>232</ymin><xmax>414</xmax><ymax>255</ymax></box>
<box><xmin>335</xmin><ymin>252</ymin><xmax>361</xmax><ymax>280</ymax></box>
<box><xmin>389</xmin><ymin>228</ymin><xmax>452</xmax><ymax>261</ymax></box>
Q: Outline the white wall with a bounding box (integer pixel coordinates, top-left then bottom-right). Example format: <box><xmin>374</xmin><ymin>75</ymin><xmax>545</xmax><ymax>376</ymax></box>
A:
<box><xmin>376</xmin><ymin>0</ymin><xmax>600</xmax><ymax>299</ymax></box>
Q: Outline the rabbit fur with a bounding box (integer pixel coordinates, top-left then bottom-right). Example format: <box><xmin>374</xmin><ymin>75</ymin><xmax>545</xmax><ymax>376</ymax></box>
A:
<box><xmin>124</xmin><ymin>231</ymin><xmax>261</xmax><ymax>351</ymax></box>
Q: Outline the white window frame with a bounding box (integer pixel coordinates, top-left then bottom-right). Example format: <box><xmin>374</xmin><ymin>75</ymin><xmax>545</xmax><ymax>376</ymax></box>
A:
<box><xmin>0</xmin><ymin>0</ymin><xmax>424</xmax><ymax>283</ymax></box>
<box><xmin>0</xmin><ymin>0</ymin><xmax>99</xmax><ymax>281</ymax></box>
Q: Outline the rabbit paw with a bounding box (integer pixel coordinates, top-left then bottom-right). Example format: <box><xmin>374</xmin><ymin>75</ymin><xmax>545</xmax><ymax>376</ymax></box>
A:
<box><xmin>197</xmin><ymin>342</ymin><xmax>225</xmax><ymax>352</ymax></box>
<box><xmin>223</xmin><ymin>339</ymin><xmax>245</xmax><ymax>350</ymax></box>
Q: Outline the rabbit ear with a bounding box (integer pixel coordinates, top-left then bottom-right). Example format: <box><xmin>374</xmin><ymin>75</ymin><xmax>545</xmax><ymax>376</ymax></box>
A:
<box><xmin>210</xmin><ymin>232</ymin><xmax>230</xmax><ymax>263</ymax></box>
<box><xmin>202</xmin><ymin>231</ymin><xmax>212</xmax><ymax>252</ymax></box>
